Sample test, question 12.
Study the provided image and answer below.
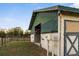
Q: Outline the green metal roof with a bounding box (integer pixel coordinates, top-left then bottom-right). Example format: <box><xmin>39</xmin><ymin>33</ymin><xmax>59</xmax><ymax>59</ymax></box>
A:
<box><xmin>29</xmin><ymin>5</ymin><xmax>79</xmax><ymax>30</ymax></box>
<box><xmin>33</xmin><ymin>5</ymin><xmax>79</xmax><ymax>13</ymax></box>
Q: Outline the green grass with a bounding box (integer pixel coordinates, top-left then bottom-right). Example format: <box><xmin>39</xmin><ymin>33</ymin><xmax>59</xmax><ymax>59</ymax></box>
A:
<box><xmin>0</xmin><ymin>41</ymin><xmax>47</xmax><ymax>56</ymax></box>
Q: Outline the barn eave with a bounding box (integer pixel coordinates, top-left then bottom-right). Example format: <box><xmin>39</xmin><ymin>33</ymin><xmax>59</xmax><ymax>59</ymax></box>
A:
<box><xmin>28</xmin><ymin>5</ymin><xmax>79</xmax><ymax>30</ymax></box>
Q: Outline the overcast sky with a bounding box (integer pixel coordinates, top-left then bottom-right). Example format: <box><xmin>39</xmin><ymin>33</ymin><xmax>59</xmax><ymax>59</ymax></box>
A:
<box><xmin>0</xmin><ymin>3</ymin><xmax>78</xmax><ymax>31</ymax></box>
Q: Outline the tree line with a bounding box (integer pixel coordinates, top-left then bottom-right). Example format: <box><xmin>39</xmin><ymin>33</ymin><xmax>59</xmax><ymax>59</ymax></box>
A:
<box><xmin>0</xmin><ymin>27</ymin><xmax>31</xmax><ymax>46</ymax></box>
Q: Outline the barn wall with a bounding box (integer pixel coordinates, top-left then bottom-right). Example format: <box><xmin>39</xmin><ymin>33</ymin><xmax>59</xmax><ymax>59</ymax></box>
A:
<box><xmin>30</xmin><ymin>33</ymin><xmax>59</xmax><ymax>56</ymax></box>
<box><xmin>41</xmin><ymin>19</ymin><xmax>58</xmax><ymax>33</ymax></box>
<box><xmin>60</xmin><ymin>13</ymin><xmax>79</xmax><ymax>56</ymax></box>
<box><xmin>31</xmin><ymin>11</ymin><xmax>58</xmax><ymax>33</ymax></box>
<box><xmin>41</xmin><ymin>33</ymin><xmax>59</xmax><ymax>56</ymax></box>
<box><xmin>30</xmin><ymin>34</ymin><xmax>34</xmax><ymax>42</ymax></box>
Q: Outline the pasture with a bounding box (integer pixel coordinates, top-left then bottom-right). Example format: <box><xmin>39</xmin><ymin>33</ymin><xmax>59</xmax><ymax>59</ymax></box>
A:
<box><xmin>0</xmin><ymin>41</ymin><xmax>47</xmax><ymax>56</ymax></box>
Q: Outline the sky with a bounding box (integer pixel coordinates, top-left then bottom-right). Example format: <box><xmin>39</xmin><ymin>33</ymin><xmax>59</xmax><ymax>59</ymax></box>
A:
<box><xmin>0</xmin><ymin>3</ymin><xmax>78</xmax><ymax>31</ymax></box>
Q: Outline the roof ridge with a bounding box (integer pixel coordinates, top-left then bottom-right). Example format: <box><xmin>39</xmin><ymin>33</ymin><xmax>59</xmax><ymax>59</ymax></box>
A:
<box><xmin>33</xmin><ymin>5</ymin><xmax>79</xmax><ymax>13</ymax></box>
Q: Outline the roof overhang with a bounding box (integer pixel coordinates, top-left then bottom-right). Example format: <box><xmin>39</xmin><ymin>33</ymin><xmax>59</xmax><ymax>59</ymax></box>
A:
<box><xmin>28</xmin><ymin>5</ymin><xmax>79</xmax><ymax>30</ymax></box>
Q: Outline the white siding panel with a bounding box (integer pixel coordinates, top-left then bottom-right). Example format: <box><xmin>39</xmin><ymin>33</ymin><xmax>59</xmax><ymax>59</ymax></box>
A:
<box><xmin>41</xmin><ymin>33</ymin><xmax>59</xmax><ymax>56</ymax></box>
<box><xmin>31</xmin><ymin>34</ymin><xmax>34</xmax><ymax>42</ymax></box>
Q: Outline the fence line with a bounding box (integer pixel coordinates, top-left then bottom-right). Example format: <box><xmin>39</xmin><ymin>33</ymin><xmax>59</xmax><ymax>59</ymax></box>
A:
<box><xmin>0</xmin><ymin>37</ymin><xmax>30</xmax><ymax>47</ymax></box>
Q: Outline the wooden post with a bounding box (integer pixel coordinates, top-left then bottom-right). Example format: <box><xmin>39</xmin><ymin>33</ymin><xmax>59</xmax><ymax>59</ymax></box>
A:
<box><xmin>1</xmin><ymin>38</ymin><xmax>3</xmax><ymax>46</ymax></box>
<box><xmin>5</xmin><ymin>37</ymin><xmax>6</xmax><ymax>46</ymax></box>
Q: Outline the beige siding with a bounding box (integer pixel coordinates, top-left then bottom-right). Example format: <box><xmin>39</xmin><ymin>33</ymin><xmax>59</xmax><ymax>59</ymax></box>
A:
<box><xmin>66</xmin><ymin>21</ymin><xmax>79</xmax><ymax>32</ymax></box>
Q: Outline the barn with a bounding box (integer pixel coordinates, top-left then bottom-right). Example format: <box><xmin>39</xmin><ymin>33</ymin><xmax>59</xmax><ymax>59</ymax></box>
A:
<box><xmin>29</xmin><ymin>5</ymin><xmax>79</xmax><ymax>56</ymax></box>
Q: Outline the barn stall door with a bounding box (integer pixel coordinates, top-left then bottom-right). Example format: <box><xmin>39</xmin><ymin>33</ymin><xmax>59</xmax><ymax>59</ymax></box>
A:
<box><xmin>35</xmin><ymin>24</ymin><xmax>41</xmax><ymax>43</ymax></box>
<box><xmin>64</xmin><ymin>20</ymin><xmax>79</xmax><ymax>56</ymax></box>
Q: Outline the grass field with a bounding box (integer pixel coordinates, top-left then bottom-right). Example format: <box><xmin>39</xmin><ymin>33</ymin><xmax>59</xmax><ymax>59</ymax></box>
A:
<box><xmin>0</xmin><ymin>41</ymin><xmax>47</xmax><ymax>56</ymax></box>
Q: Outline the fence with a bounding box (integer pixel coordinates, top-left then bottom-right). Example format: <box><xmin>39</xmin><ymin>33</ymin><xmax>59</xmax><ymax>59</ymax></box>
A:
<box><xmin>0</xmin><ymin>37</ymin><xmax>30</xmax><ymax>47</ymax></box>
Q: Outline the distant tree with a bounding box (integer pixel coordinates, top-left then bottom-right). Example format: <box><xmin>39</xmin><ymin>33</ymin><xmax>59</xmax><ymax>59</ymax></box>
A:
<box><xmin>23</xmin><ymin>30</ymin><xmax>31</xmax><ymax>39</ymax></box>
<box><xmin>0</xmin><ymin>30</ymin><xmax>6</xmax><ymax>46</ymax></box>
<box><xmin>7</xmin><ymin>30</ymin><xmax>14</xmax><ymax>38</ymax></box>
<box><xmin>0</xmin><ymin>30</ymin><xmax>6</xmax><ymax>38</ymax></box>
<box><xmin>7</xmin><ymin>27</ymin><xmax>23</xmax><ymax>37</ymax></box>
<box><xmin>13</xmin><ymin>27</ymin><xmax>23</xmax><ymax>38</ymax></box>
